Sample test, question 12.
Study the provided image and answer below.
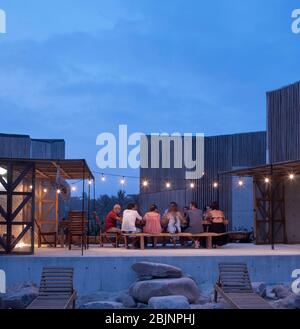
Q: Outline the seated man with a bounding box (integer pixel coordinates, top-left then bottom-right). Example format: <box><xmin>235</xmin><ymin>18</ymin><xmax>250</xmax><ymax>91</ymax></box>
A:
<box><xmin>185</xmin><ymin>202</ymin><xmax>204</xmax><ymax>248</ymax></box>
<box><xmin>121</xmin><ymin>203</ymin><xmax>143</xmax><ymax>248</ymax></box>
<box><xmin>105</xmin><ymin>204</ymin><xmax>122</xmax><ymax>233</ymax></box>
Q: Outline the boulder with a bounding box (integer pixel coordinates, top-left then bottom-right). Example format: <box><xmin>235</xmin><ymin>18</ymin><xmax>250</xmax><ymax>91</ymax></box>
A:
<box><xmin>132</xmin><ymin>262</ymin><xmax>182</xmax><ymax>279</ymax></box>
<box><xmin>148</xmin><ymin>295</ymin><xmax>190</xmax><ymax>309</ymax></box>
<box><xmin>1</xmin><ymin>283</ymin><xmax>38</xmax><ymax>309</ymax></box>
<box><xmin>272</xmin><ymin>285</ymin><xmax>290</xmax><ymax>299</ymax></box>
<box><xmin>129</xmin><ymin>277</ymin><xmax>200</xmax><ymax>303</ymax></box>
<box><xmin>116</xmin><ymin>293</ymin><xmax>137</xmax><ymax>308</ymax></box>
<box><xmin>252</xmin><ymin>282</ymin><xmax>267</xmax><ymax>298</ymax></box>
<box><xmin>271</xmin><ymin>294</ymin><xmax>300</xmax><ymax>309</ymax></box>
<box><xmin>80</xmin><ymin>301</ymin><xmax>124</xmax><ymax>309</ymax></box>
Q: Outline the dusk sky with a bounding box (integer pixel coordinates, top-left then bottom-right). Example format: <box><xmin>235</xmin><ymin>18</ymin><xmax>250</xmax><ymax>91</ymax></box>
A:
<box><xmin>1</xmin><ymin>0</ymin><xmax>300</xmax><ymax>195</ymax></box>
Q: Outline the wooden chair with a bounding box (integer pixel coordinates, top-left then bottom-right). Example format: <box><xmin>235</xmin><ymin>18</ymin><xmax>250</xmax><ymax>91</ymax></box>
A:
<box><xmin>35</xmin><ymin>220</ymin><xmax>57</xmax><ymax>248</ymax></box>
<box><xmin>214</xmin><ymin>262</ymin><xmax>273</xmax><ymax>309</ymax></box>
<box><xmin>27</xmin><ymin>267</ymin><xmax>76</xmax><ymax>309</ymax></box>
<box><xmin>67</xmin><ymin>211</ymin><xmax>88</xmax><ymax>250</ymax></box>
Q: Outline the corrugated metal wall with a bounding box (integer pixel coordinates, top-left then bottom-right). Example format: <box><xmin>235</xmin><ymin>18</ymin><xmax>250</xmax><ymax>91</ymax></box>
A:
<box><xmin>0</xmin><ymin>134</ymin><xmax>65</xmax><ymax>159</ymax></box>
<box><xmin>139</xmin><ymin>132</ymin><xmax>266</xmax><ymax>222</ymax></box>
<box><xmin>31</xmin><ymin>139</ymin><xmax>65</xmax><ymax>159</ymax></box>
<box><xmin>0</xmin><ymin>134</ymin><xmax>31</xmax><ymax>158</ymax></box>
<box><xmin>267</xmin><ymin>81</ymin><xmax>300</xmax><ymax>163</ymax></box>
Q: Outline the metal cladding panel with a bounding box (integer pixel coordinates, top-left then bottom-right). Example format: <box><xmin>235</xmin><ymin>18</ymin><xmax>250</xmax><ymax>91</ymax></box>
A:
<box><xmin>139</xmin><ymin>132</ymin><xmax>266</xmax><ymax>220</ymax></box>
<box><xmin>267</xmin><ymin>81</ymin><xmax>300</xmax><ymax>163</ymax></box>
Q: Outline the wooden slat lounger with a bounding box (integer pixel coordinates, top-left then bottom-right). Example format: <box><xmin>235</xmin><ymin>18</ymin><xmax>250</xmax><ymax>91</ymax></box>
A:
<box><xmin>214</xmin><ymin>262</ymin><xmax>273</xmax><ymax>309</ymax></box>
<box><xmin>27</xmin><ymin>267</ymin><xmax>77</xmax><ymax>309</ymax></box>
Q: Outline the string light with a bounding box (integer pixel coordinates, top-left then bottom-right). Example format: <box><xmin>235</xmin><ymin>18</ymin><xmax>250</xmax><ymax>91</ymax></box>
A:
<box><xmin>142</xmin><ymin>180</ymin><xmax>148</xmax><ymax>187</ymax></box>
<box><xmin>71</xmin><ymin>186</ymin><xmax>76</xmax><ymax>192</ymax></box>
<box><xmin>264</xmin><ymin>177</ymin><xmax>270</xmax><ymax>184</ymax></box>
<box><xmin>289</xmin><ymin>173</ymin><xmax>295</xmax><ymax>180</ymax></box>
<box><xmin>166</xmin><ymin>182</ymin><xmax>171</xmax><ymax>189</ymax></box>
<box><xmin>43</xmin><ymin>188</ymin><xmax>48</xmax><ymax>193</ymax></box>
<box><xmin>190</xmin><ymin>182</ymin><xmax>195</xmax><ymax>188</ymax></box>
<box><xmin>29</xmin><ymin>185</ymin><xmax>33</xmax><ymax>190</ymax></box>
<box><xmin>101</xmin><ymin>174</ymin><xmax>106</xmax><ymax>182</ymax></box>
<box><xmin>56</xmin><ymin>189</ymin><xmax>61</xmax><ymax>194</ymax></box>
<box><xmin>120</xmin><ymin>177</ymin><xmax>125</xmax><ymax>185</ymax></box>
<box><xmin>213</xmin><ymin>182</ymin><xmax>219</xmax><ymax>188</ymax></box>
<box><xmin>238</xmin><ymin>180</ymin><xmax>244</xmax><ymax>187</ymax></box>
<box><xmin>88</xmin><ymin>180</ymin><xmax>93</xmax><ymax>185</ymax></box>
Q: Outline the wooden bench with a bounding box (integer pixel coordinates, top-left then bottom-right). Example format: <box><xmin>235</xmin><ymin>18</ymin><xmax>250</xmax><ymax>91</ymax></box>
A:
<box><xmin>122</xmin><ymin>232</ymin><xmax>228</xmax><ymax>250</ymax></box>
<box><xmin>99</xmin><ymin>232</ymin><xmax>120</xmax><ymax>248</ymax></box>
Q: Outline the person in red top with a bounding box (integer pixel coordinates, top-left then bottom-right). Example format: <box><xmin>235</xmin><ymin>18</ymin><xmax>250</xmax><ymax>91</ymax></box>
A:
<box><xmin>105</xmin><ymin>204</ymin><xmax>122</xmax><ymax>233</ymax></box>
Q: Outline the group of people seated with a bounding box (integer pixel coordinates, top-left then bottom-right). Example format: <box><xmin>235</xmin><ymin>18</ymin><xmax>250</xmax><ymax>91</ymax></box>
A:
<box><xmin>101</xmin><ymin>200</ymin><xmax>228</xmax><ymax>248</ymax></box>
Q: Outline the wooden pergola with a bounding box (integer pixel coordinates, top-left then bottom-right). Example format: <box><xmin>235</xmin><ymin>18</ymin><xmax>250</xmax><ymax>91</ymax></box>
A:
<box><xmin>0</xmin><ymin>158</ymin><xmax>94</xmax><ymax>255</ymax></box>
<box><xmin>221</xmin><ymin>159</ymin><xmax>300</xmax><ymax>249</ymax></box>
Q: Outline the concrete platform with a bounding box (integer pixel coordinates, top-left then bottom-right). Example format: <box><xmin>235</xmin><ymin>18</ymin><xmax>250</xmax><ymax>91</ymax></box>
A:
<box><xmin>1</xmin><ymin>244</ymin><xmax>300</xmax><ymax>294</ymax></box>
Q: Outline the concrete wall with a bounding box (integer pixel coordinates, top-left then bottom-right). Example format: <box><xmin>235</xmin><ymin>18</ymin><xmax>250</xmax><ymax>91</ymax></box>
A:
<box><xmin>0</xmin><ymin>254</ymin><xmax>299</xmax><ymax>294</ymax></box>
<box><xmin>285</xmin><ymin>179</ymin><xmax>300</xmax><ymax>243</ymax></box>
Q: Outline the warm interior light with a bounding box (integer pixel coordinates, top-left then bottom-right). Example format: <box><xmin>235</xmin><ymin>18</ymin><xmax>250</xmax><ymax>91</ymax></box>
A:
<box><xmin>57</xmin><ymin>189</ymin><xmax>61</xmax><ymax>194</ymax></box>
<box><xmin>43</xmin><ymin>188</ymin><xmax>48</xmax><ymax>193</ymax></box>
<box><xmin>166</xmin><ymin>182</ymin><xmax>171</xmax><ymax>188</ymax></box>
<box><xmin>289</xmin><ymin>174</ymin><xmax>295</xmax><ymax>180</ymax></box>
<box><xmin>213</xmin><ymin>182</ymin><xmax>218</xmax><ymax>188</ymax></box>
<box><xmin>0</xmin><ymin>167</ymin><xmax>7</xmax><ymax>176</ymax></box>
<box><xmin>190</xmin><ymin>182</ymin><xmax>195</xmax><ymax>188</ymax></box>
<box><xmin>142</xmin><ymin>180</ymin><xmax>148</xmax><ymax>187</ymax></box>
<box><xmin>16</xmin><ymin>241</ymin><xmax>28</xmax><ymax>249</ymax></box>
<box><xmin>265</xmin><ymin>178</ymin><xmax>270</xmax><ymax>183</ymax></box>
<box><xmin>29</xmin><ymin>185</ymin><xmax>33</xmax><ymax>190</ymax></box>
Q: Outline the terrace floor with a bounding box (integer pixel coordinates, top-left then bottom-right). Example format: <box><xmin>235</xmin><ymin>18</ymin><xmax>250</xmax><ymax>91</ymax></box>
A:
<box><xmin>30</xmin><ymin>243</ymin><xmax>300</xmax><ymax>257</ymax></box>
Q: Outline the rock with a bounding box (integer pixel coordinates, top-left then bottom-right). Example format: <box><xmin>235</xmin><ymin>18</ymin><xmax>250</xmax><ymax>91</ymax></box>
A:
<box><xmin>80</xmin><ymin>301</ymin><xmax>124</xmax><ymax>309</ymax></box>
<box><xmin>272</xmin><ymin>285</ymin><xmax>290</xmax><ymax>299</ymax></box>
<box><xmin>137</xmin><ymin>303</ymin><xmax>148</xmax><ymax>309</ymax></box>
<box><xmin>132</xmin><ymin>262</ymin><xmax>182</xmax><ymax>279</ymax></box>
<box><xmin>76</xmin><ymin>290</ymin><xmax>122</xmax><ymax>308</ymax></box>
<box><xmin>1</xmin><ymin>283</ymin><xmax>39</xmax><ymax>309</ymax></box>
<box><xmin>116</xmin><ymin>293</ymin><xmax>137</xmax><ymax>308</ymax></box>
<box><xmin>271</xmin><ymin>294</ymin><xmax>300</xmax><ymax>309</ymax></box>
<box><xmin>148</xmin><ymin>295</ymin><xmax>190</xmax><ymax>309</ymax></box>
<box><xmin>252</xmin><ymin>282</ymin><xmax>267</xmax><ymax>298</ymax></box>
<box><xmin>129</xmin><ymin>277</ymin><xmax>200</xmax><ymax>303</ymax></box>
<box><xmin>194</xmin><ymin>295</ymin><xmax>211</xmax><ymax>305</ymax></box>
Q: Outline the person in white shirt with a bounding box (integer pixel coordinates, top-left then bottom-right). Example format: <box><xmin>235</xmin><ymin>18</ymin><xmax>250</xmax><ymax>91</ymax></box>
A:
<box><xmin>121</xmin><ymin>203</ymin><xmax>143</xmax><ymax>233</ymax></box>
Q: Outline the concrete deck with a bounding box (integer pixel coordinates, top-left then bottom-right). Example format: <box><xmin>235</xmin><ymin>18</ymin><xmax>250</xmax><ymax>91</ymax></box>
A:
<box><xmin>1</xmin><ymin>244</ymin><xmax>300</xmax><ymax>294</ymax></box>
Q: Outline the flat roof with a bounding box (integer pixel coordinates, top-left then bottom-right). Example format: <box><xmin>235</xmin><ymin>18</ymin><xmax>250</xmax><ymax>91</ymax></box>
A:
<box><xmin>220</xmin><ymin>159</ymin><xmax>300</xmax><ymax>177</ymax></box>
<box><xmin>0</xmin><ymin>158</ymin><xmax>94</xmax><ymax>180</ymax></box>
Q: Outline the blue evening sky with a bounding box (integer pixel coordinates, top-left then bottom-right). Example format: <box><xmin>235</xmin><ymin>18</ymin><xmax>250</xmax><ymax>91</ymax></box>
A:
<box><xmin>0</xmin><ymin>0</ymin><xmax>300</xmax><ymax>195</ymax></box>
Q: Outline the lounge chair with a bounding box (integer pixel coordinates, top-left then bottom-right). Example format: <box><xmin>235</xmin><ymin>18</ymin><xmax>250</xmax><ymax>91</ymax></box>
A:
<box><xmin>214</xmin><ymin>262</ymin><xmax>273</xmax><ymax>309</ymax></box>
<box><xmin>27</xmin><ymin>267</ymin><xmax>76</xmax><ymax>309</ymax></box>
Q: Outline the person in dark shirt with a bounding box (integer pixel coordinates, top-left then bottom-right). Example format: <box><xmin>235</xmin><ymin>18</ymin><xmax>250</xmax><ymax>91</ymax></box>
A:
<box><xmin>105</xmin><ymin>204</ymin><xmax>122</xmax><ymax>233</ymax></box>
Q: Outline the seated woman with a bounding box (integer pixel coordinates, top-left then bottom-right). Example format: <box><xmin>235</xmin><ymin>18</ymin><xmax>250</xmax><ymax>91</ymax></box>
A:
<box><xmin>163</xmin><ymin>202</ymin><xmax>184</xmax><ymax>234</ymax></box>
<box><xmin>143</xmin><ymin>204</ymin><xmax>162</xmax><ymax>234</ymax></box>
<box><xmin>207</xmin><ymin>201</ymin><xmax>228</xmax><ymax>247</ymax></box>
